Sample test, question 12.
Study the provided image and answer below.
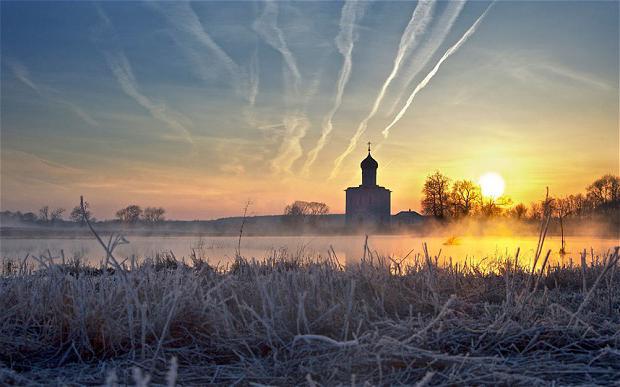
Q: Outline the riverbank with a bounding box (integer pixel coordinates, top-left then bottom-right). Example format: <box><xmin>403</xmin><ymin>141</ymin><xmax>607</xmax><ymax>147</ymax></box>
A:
<box><xmin>1</xmin><ymin>245</ymin><xmax>618</xmax><ymax>385</ymax></box>
<box><xmin>1</xmin><ymin>215</ymin><xmax>618</xmax><ymax>238</ymax></box>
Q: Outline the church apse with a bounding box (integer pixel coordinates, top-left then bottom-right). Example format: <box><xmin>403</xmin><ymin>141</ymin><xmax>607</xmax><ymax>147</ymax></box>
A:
<box><xmin>345</xmin><ymin>143</ymin><xmax>391</xmax><ymax>229</ymax></box>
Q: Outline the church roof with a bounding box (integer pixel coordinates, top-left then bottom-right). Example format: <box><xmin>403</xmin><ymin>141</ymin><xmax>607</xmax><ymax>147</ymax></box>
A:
<box><xmin>360</xmin><ymin>152</ymin><xmax>378</xmax><ymax>169</ymax></box>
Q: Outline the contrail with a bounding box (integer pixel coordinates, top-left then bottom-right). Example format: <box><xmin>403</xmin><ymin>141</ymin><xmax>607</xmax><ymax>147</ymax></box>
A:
<box><xmin>7</xmin><ymin>59</ymin><xmax>99</xmax><ymax>126</ymax></box>
<box><xmin>302</xmin><ymin>0</ymin><xmax>367</xmax><ymax>176</ymax></box>
<box><xmin>330</xmin><ymin>0</ymin><xmax>435</xmax><ymax>179</ymax></box>
<box><xmin>7</xmin><ymin>60</ymin><xmax>42</xmax><ymax>94</ymax></box>
<box><xmin>150</xmin><ymin>2</ymin><xmax>256</xmax><ymax>102</ymax></box>
<box><xmin>387</xmin><ymin>1</ymin><xmax>466</xmax><ymax>116</ymax></box>
<box><xmin>155</xmin><ymin>2</ymin><xmax>239</xmax><ymax>73</ymax></box>
<box><xmin>248</xmin><ymin>48</ymin><xmax>260</xmax><ymax>108</ymax></box>
<box><xmin>271</xmin><ymin>72</ymin><xmax>322</xmax><ymax>173</ymax></box>
<box><xmin>382</xmin><ymin>4</ymin><xmax>493</xmax><ymax>138</ymax></box>
<box><xmin>95</xmin><ymin>6</ymin><xmax>194</xmax><ymax>144</ymax></box>
<box><xmin>252</xmin><ymin>0</ymin><xmax>310</xmax><ymax>173</ymax></box>
<box><xmin>270</xmin><ymin>114</ymin><xmax>310</xmax><ymax>173</ymax></box>
<box><xmin>104</xmin><ymin>50</ymin><xmax>194</xmax><ymax>144</ymax></box>
<box><xmin>253</xmin><ymin>0</ymin><xmax>301</xmax><ymax>90</ymax></box>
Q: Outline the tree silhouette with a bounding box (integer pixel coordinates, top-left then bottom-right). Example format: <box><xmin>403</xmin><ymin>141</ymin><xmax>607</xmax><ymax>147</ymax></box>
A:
<box><xmin>142</xmin><ymin>207</ymin><xmax>166</xmax><ymax>223</ymax></box>
<box><xmin>510</xmin><ymin>203</ymin><xmax>528</xmax><ymax>219</ymax></box>
<box><xmin>116</xmin><ymin>205</ymin><xmax>142</xmax><ymax>223</ymax></box>
<box><xmin>421</xmin><ymin>171</ymin><xmax>451</xmax><ymax>218</ymax></box>
<box><xmin>450</xmin><ymin>180</ymin><xmax>480</xmax><ymax>217</ymax></box>
<box><xmin>38</xmin><ymin>206</ymin><xmax>50</xmax><ymax>223</ymax></box>
<box><xmin>586</xmin><ymin>174</ymin><xmax>620</xmax><ymax>214</ymax></box>
<box><xmin>70</xmin><ymin>202</ymin><xmax>94</xmax><ymax>226</ymax></box>
<box><xmin>283</xmin><ymin>201</ymin><xmax>329</xmax><ymax>227</ymax></box>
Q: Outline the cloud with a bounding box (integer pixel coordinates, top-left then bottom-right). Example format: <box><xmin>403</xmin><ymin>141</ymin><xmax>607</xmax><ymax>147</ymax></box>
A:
<box><xmin>387</xmin><ymin>1</ymin><xmax>466</xmax><ymax>115</ymax></box>
<box><xmin>302</xmin><ymin>0</ymin><xmax>367</xmax><ymax>176</ymax></box>
<box><xmin>382</xmin><ymin>3</ymin><xmax>493</xmax><ymax>138</ymax></box>
<box><xmin>330</xmin><ymin>0</ymin><xmax>436</xmax><ymax>179</ymax></box>
<box><xmin>6</xmin><ymin>59</ymin><xmax>99</xmax><ymax>127</ymax></box>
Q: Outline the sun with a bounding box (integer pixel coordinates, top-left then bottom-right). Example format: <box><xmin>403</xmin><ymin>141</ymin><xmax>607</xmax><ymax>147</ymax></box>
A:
<box><xmin>479</xmin><ymin>172</ymin><xmax>505</xmax><ymax>199</ymax></box>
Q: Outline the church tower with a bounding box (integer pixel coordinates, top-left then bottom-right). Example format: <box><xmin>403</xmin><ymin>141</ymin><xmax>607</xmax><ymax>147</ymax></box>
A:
<box><xmin>345</xmin><ymin>143</ymin><xmax>391</xmax><ymax>229</ymax></box>
<box><xmin>361</xmin><ymin>143</ymin><xmax>378</xmax><ymax>187</ymax></box>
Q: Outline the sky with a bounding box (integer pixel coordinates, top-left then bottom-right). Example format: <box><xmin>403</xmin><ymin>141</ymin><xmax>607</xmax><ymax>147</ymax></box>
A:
<box><xmin>1</xmin><ymin>1</ymin><xmax>618</xmax><ymax>220</ymax></box>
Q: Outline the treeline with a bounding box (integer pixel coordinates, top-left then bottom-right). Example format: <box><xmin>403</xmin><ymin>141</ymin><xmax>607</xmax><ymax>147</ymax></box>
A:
<box><xmin>115</xmin><ymin>205</ymin><xmax>165</xmax><ymax>224</ymax></box>
<box><xmin>282</xmin><ymin>201</ymin><xmax>330</xmax><ymax>227</ymax></box>
<box><xmin>1</xmin><ymin>203</ymin><xmax>166</xmax><ymax>227</ymax></box>
<box><xmin>0</xmin><ymin>204</ymin><xmax>93</xmax><ymax>226</ymax></box>
<box><xmin>421</xmin><ymin>172</ymin><xmax>619</xmax><ymax>221</ymax></box>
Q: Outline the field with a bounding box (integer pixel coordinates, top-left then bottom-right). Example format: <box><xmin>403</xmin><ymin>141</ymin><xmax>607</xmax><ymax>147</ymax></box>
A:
<box><xmin>1</xmin><ymin>228</ymin><xmax>619</xmax><ymax>386</ymax></box>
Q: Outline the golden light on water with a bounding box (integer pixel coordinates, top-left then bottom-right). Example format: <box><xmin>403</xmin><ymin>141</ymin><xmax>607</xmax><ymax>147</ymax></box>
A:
<box><xmin>479</xmin><ymin>172</ymin><xmax>505</xmax><ymax>199</ymax></box>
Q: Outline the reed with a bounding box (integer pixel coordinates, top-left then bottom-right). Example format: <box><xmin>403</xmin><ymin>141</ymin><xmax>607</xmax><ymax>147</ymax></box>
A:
<box><xmin>0</xmin><ymin>240</ymin><xmax>618</xmax><ymax>385</ymax></box>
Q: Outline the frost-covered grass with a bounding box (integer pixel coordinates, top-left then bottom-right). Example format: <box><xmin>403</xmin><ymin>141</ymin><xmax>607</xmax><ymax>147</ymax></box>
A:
<box><xmin>1</xmin><ymin>243</ymin><xmax>619</xmax><ymax>385</ymax></box>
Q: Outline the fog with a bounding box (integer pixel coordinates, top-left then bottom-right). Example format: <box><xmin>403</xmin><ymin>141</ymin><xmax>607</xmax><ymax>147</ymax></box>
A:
<box><xmin>2</xmin><ymin>234</ymin><xmax>617</xmax><ymax>270</ymax></box>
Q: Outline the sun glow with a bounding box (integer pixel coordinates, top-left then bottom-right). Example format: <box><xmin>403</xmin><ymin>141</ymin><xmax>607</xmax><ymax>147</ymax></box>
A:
<box><xmin>479</xmin><ymin>172</ymin><xmax>505</xmax><ymax>199</ymax></box>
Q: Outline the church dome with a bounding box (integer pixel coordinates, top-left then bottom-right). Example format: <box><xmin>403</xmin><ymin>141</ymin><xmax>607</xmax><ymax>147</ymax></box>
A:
<box><xmin>360</xmin><ymin>153</ymin><xmax>378</xmax><ymax>169</ymax></box>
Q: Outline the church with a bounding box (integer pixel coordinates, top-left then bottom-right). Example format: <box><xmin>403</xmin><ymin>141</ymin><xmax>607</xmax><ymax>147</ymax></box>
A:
<box><xmin>345</xmin><ymin>144</ymin><xmax>391</xmax><ymax>228</ymax></box>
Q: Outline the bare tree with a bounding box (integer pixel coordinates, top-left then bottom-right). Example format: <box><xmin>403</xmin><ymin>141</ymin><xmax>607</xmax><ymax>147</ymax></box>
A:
<box><xmin>586</xmin><ymin>174</ymin><xmax>620</xmax><ymax>213</ymax></box>
<box><xmin>284</xmin><ymin>201</ymin><xmax>329</xmax><ymax>217</ymax></box>
<box><xmin>70</xmin><ymin>201</ymin><xmax>94</xmax><ymax>226</ymax></box>
<box><xmin>306</xmin><ymin>202</ymin><xmax>330</xmax><ymax>216</ymax></box>
<box><xmin>50</xmin><ymin>208</ymin><xmax>65</xmax><ymax>223</ymax></box>
<box><xmin>566</xmin><ymin>193</ymin><xmax>587</xmax><ymax>218</ymax></box>
<box><xmin>421</xmin><ymin>171</ymin><xmax>451</xmax><ymax>218</ymax></box>
<box><xmin>283</xmin><ymin>201</ymin><xmax>329</xmax><ymax>226</ymax></box>
<box><xmin>479</xmin><ymin>195</ymin><xmax>512</xmax><ymax>217</ymax></box>
<box><xmin>509</xmin><ymin>203</ymin><xmax>528</xmax><ymax>220</ymax></box>
<box><xmin>528</xmin><ymin>201</ymin><xmax>544</xmax><ymax>221</ymax></box>
<box><xmin>38</xmin><ymin>206</ymin><xmax>64</xmax><ymax>223</ymax></box>
<box><xmin>116</xmin><ymin>205</ymin><xmax>142</xmax><ymax>224</ymax></box>
<box><xmin>450</xmin><ymin>180</ymin><xmax>480</xmax><ymax>217</ymax></box>
<box><xmin>142</xmin><ymin>207</ymin><xmax>166</xmax><ymax>223</ymax></box>
<box><xmin>38</xmin><ymin>206</ymin><xmax>50</xmax><ymax>223</ymax></box>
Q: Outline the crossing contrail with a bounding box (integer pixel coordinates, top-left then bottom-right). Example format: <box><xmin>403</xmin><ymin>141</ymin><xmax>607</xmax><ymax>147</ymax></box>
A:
<box><xmin>253</xmin><ymin>0</ymin><xmax>309</xmax><ymax>172</ymax></box>
<box><xmin>253</xmin><ymin>0</ymin><xmax>301</xmax><ymax>90</ymax></box>
<box><xmin>387</xmin><ymin>1</ymin><xmax>466</xmax><ymax>116</ymax></box>
<box><xmin>302</xmin><ymin>0</ymin><xmax>367</xmax><ymax>175</ymax></box>
<box><xmin>382</xmin><ymin>3</ymin><xmax>493</xmax><ymax>138</ymax></box>
<box><xmin>96</xmin><ymin>6</ymin><xmax>194</xmax><ymax>144</ymax></box>
<box><xmin>270</xmin><ymin>114</ymin><xmax>310</xmax><ymax>173</ymax></box>
<box><xmin>105</xmin><ymin>50</ymin><xmax>195</xmax><ymax>144</ymax></box>
<box><xmin>7</xmin><ymin>59</ymin><xmax>99</xmax><ymax>127</ymax></box>
<box><xmin>149</xmin><ymin>2</ymin><xmax>258</xmax><ymax>103</ymax></box>
<box><xmin>330</xmin><ymin>0</ymin><xmax>435</xmax><ymax>179</ymax></box>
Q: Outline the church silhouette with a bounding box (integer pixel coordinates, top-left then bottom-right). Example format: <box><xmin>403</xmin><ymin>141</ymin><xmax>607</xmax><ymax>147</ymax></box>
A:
<box><xmin>345</xmin><ymin>143</ymin><xmax>391</xmax><ymax>228</ymax></box>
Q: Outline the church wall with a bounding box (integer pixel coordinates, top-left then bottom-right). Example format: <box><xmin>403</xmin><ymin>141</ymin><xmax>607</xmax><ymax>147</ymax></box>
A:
<box><xmin>345</xmin><ymin>187</ymin><xmax>391</xmax><ymax>228</ymax></box>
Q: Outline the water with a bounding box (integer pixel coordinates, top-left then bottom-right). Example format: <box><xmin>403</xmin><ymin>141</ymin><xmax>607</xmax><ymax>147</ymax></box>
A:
<box><xmin>1</xmin><ymin>234</ymin><xmax>618</xmax><ymax>268</ymax></box>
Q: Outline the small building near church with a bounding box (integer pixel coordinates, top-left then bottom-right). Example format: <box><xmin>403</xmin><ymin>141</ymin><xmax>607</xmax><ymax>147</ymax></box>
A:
<box><xmin>393</xmin><ymin>209</ymin><xmax>424</xmax><ymax>226</ymax></box>
<box><xmin>345</xmin><ymin>145</ymin><xmax>391</xmax><ymax>228</ymax></box>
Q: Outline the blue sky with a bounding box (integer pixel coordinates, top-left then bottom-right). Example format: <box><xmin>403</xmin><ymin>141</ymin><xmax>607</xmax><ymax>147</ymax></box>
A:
<box><xmin>1</xmin><ymin>1</ymin><xmax>618</xmax><ymax>219</ymax></box>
